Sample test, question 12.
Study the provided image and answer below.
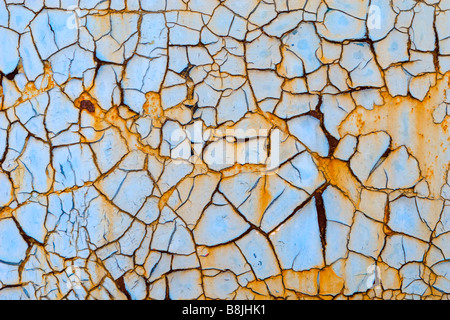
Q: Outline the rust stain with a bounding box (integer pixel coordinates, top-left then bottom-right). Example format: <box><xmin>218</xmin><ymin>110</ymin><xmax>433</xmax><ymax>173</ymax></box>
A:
<box><xmin>0</xmin><ymin>207</ymin><xmax>13</xmax><ymax>219</ymax></box>
<box><xmin>319</xmin><ymin>267</ymin><xmax>344</xmax><ymax>296</ymax></box>
<box><xmin>339</xmin><ymin>72</ymin><xmax>450</xmax><ymax>198</ymax></box>
<box><xmin>256</xmin><ymin>175</ymin><xmax>271</xmax><ymax>226</ymax></box>
<box><xmin>5</xmin><ymin>62</ymin><xmax>55</xmax><ymax>109</ymax></box>
<box><xmin>79</xmin><ymin>99</ymin><xmax>96</xmax><ymax>113</ymax></box>
<box><xmin>247</xmin><ymin>280</ymin><xmax>270</xmax><ymax>296</ymax></box>
<box><xmin>221</xmin><ymin>163</ymin><xmax>268</xmax><ymax>177</ymax></box>
<box><xmin>262</xmin><ymin>111</ymin><xmax>288</xmax><ymax>133</ymax></box>
<box><xmin>313</xmin><ymin>156</ymin><xmax>361</xmax><ymax>204</ymax></box>
<box><xmin>158</xmin><ymin>185</ymin><xmax>176</xmax><ymax>211</ymax></box>
<box><xmin>143</xmin><ymin>92</ymin><xmax>164</xmax><ymax>128</ymax></box>
<box><xmin>282</xmin><ymin>269</ymin><xmax>319</xmax><ymax>296</ymax></box>
<box><xmin>75</xmin><ymin>92</ymin><xmax>107</xmax><ymax>142</ymax></box>
<box><xmin>75</xmin><ymin>92</ymin><xmax>100</xmax><ymax>113</ymax></box>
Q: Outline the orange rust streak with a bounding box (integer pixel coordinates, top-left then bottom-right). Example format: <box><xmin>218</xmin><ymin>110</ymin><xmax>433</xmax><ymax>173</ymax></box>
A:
<box><xmin>143</xmin><ymin>92</ymin><xmax>164</xmax><ymax>128</ymax></box>
<box><xmin>313</xmin><ymin>155</ymin><xmax>361</xmax><ymax>204</ymax></box>
<box><xmin>339</xmin><ymin>72</ymin><xmax>450</xmax><ymax>198</ymax></box>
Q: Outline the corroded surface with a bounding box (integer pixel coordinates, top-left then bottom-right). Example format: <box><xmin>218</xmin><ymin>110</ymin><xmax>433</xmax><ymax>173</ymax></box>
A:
<box><xmin>0</xmin><ymin>0</ymin><xmax>449</xmax><ymax>300</ymax></box>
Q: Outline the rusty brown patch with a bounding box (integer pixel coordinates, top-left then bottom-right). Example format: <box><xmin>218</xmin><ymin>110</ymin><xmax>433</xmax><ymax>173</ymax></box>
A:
<box><xmin>313</xmin><ymin>189</ymin><xmax>327</xmax><ymax>248</ymax></box>
<box><xmin>80</xmin><ymin>99</ymin><xmax>96</xmax><ymax>113</ymax></box>
<box><xmin>75</xmin><ymin>92</ymin><xmax>100</xmax><ymax>112</ymax></box>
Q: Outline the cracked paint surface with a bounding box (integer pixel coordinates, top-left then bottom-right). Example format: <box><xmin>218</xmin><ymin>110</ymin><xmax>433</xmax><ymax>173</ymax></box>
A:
<box><xmin>0</xmin><ymin>0</ymin><xmax>449</xmax><ymax>300</ymax></box>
